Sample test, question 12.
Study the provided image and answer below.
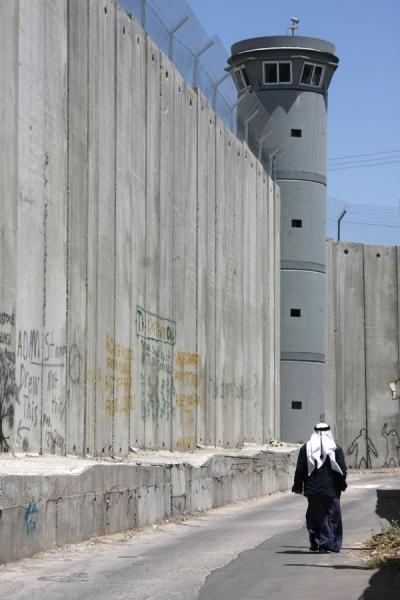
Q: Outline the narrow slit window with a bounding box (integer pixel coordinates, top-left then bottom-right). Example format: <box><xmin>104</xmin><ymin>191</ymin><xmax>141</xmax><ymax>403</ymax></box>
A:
<box><xmin>291</xmin><ymin>219</ymin><xmax>302</xmax><ymax>228</ymax></box>
<box><xmin>301</xmin><ymin>62</ymin><xmax>324</xmax><ymax>87</ymax></box>
<box><xmin>233</xmin><ymin>66</ymin><xmax>250</xmax><ymax>91</ymax></box>
<box><xmin>312</xmin><ymin>65</ymin><xmax>323</xmax><ymax>86</ymax></box>
<box><xmin>291</xmin><ymin>129</ymin><xmax>302</xmax><ymax>137</ymax></box>
<box><xmin>292</xmin><ymin>401</ymin><xmax>302</xmax><ymax>410</ymax></box>
<box><xmin>263</xmin><ymin>61</ymin><xmax>292</xmax><ymax>85</ymax></box>
<box><xmin>290</xmin><ymin>308</ymin><xmax>301</xmax><ymax>317</ymax></box>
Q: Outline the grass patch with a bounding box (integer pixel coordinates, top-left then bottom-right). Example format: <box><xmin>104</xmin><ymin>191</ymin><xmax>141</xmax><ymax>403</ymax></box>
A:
<box><xmin>365</xmin><ymin>521</ymin><xmax>400</xmax><ymax>570</ymax></box>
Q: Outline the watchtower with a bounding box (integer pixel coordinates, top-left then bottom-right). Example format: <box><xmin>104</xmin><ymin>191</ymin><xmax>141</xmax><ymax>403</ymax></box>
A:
<box><xmin>228</xmin><ymin>34</ymin><xmax>339</xmax><ymax>441</ymax></box>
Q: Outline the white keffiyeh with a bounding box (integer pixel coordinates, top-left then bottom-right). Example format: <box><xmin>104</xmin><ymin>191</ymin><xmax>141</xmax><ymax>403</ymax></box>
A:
<box><xmin>306</xmin><ymin>423</ymin><xmax>343</xmax><ymax>476</ymax></box>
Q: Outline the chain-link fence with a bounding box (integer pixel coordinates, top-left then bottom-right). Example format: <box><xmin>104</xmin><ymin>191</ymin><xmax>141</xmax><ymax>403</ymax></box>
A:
<box><xmin>118</xmin><ymin>0</ymin><xmax>239</xmax><ymax>128</ymax></box>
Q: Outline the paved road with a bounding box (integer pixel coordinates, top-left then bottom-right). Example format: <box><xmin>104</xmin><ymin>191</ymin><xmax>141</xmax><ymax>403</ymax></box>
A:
<box><xmin>0</xmin><ymin>470</ymin><xmax>398</xmax><ymax>600</ymax></box>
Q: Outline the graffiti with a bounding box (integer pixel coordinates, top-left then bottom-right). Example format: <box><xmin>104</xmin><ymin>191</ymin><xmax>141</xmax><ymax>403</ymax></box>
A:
<box><xmin>0</xmin><ymin>348</ymin><xmax>16</xmax><ymax>452</ymax></box>
<box><xmin>347</xmin><ymin>428</ymin><xmax>378</xmax><ymax>468</ymax></box>
<box><xmin>24</xmin><ymin>500</ymin><xmax>38</xmax><ymax>535</ymax></box>
<box><xmin>382</xmin><ymin>423</ymin><xmax>400</xmax><ymax>467</ymax></box>
<box><xmin>176</xmin><ymin>435</ymin><xmax>196</xmax><ymax>449</ymax></box>
<box><xmin>0</xmin><ymin>312</ymin><xmax>15</xmax><ymax>326</ymax></box>
<box><xmin>42</xmin><ymin>412</ymin><xmax>65</xmax><ymax>452</ymax></box>
<box><xmin>104</xmin><ymin>335</ymin><xmax>134</xmax><ymax>417</ymax></box>
<box><xmin>137</xmin><ymin>308</ymin><xmax>175</xmax><ymax>422</ymax></box>
<box><xmin>16</xmin><ymin>328</ymin><xmax>67</xmax><ymax>453</ymax></box>
<box><xmin>68</xmin><ymin>343</ymin><xmax>82</xmax><ymax>385</ymax></box>
<box><xmin>175</xmin><ymin>352</ymin><xmax>201</xmax><ymax>427</ymax></box>
<box><xmin>176</xmin><ymin>352</ymin><xmax>200</xmax><ymax>369</ymax></box>
<box><xmin>141</xmin><ymin>371</ymin><xmax>174</xmax><ymax>420</ymax></box>
<box><xmin>215</xmin><ymin>379</ymin><xmax>258</xmax><ymax>400</ymax></box>
<box><xmin>136</xmin><ymin>306</ymin><xmax>176</xmax><ymax>345</ymax></box>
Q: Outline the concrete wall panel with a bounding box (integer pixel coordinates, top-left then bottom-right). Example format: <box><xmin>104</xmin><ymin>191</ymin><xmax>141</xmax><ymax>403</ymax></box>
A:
<box><xmin>335</xmin><ymin>243</ymin><xmax>367</xmax><ymax>456</ymax></box>
<box><xmin>214</xmin><ymin>119</ymin><xmax>225</xmax><ymax>448</ymax></box>
<box><xmin>232</xmin><ymin>139</ymin><xmax>245</xmax><ymax>447</ymax></box>
<box><xmin>273</xmin><ymin>183</ymin><xmax>281</xmax><ymax>438</ymax></box>
<box><xmin>114</xmin><ymin>8</ymin><xmax>135</xmax><ymax>455</ymax></box>
<box><xmin>129</xmin><ymin>19</ymin><xmax>146</xmax><ymax>450</ymax></box>
<box><xmin>217</xmin><ymin>128</ymin><xmax>242</xmax><ymax>448</ymax></box>
<box><xmin>172</xmin><ymin>79</ymin><xmax>198</xmax><ymax>451</ymax></box>
<box><xmin>325</xmin><ymin>240</ymin><xmax>337</xmax><ymax>432</ymax></box>
<box><xmin>156</xmin><ymin>53</ymin><xmax>175</xmax><ymax>449</ymax></box>
<box><xmin>197</xmin><ymin>96</ymin><xmax>216</xmax><ymax>446</ymax></box>
<box><xmin>242</xmin><ymin>149</ymin><xmax>259</xmax><ymax>442</ymax></box>
<box><xmin>66</xmin><ymin>0</ymin><xmax>89</xmax><ymax>455</ymax></box>
<box><xmin>0</xmin><ymin>0</ymin><xmax>18</xmax><ymax>453</ymax></box>
<box><xmin>15</xmin><ymin>0</ymin><xmax>47</xmax><ymax>453</ymax></box>
<box><xmin>364</xmin><ymin>246</ymin><xmax>399</xmax><ymax>467</ymax></box>
<box><xmin>143</xmin><ymin>38</ymin><xmax>161</xmax><ymax>449</ymax></box>
<box><xmin>41</xmin><ymin>0</ymin><xmax>68</xmax><ymax>456</ymax></box>
<box><xmin>88</xmin><ymin>0</ymin><xmax>116</xmax><ymax>456</ymax></box>
<box><xmin>261</xmin><ymin>170</ymin><xmax>272</xmax><ymax>441</ymax></box>
<box><xmin>255</xmin><ymin>160</ymin><xmax>266</xmax><ymax>443</ymax></box>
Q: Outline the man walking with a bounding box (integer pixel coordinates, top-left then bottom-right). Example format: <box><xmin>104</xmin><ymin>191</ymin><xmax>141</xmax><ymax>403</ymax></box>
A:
<box><xmin>292</xmin><ymin>422</ymin><xmax>347</xmax><ymax>553</ymax></box>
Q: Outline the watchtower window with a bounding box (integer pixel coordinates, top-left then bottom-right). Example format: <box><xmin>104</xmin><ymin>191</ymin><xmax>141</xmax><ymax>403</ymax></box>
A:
<box><xmin>291</xmin><ymin>219</ymin><xmax>302</xmax><ymax>228</ymax></box>
<box><xmin>263</xmin><ymin>61</ymin><xmax>292</xmax><ymax>85</ymax></box>
<box><xmin>291</xmin><ymin>129</ymin><xmax>302</xmax><ymax>137</ymax></box>
<box><xmin>301</xmin><ymin>63</ymin><xmax>324</xmax><ymax>87</ymax></box>
<box><xmin>290</xmin><ymin>308</ymin><xmax>301</xmax><ymax>317</ymax></box>
<box><xmin>291</xmin><ymin>401</ymin><xmax>302</xmax><ymax>410</ymax></box>
<box><xmin>233</xmin><ymin>66</ymin><xmax>250</xmax><ymax>91</ymax></box>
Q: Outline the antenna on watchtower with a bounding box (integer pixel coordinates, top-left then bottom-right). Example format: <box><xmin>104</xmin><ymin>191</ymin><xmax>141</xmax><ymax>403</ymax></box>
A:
<box><xmin>288</xmin><ymin>17</ymin><xmax>299</xmax><ymax>36</ymax></box>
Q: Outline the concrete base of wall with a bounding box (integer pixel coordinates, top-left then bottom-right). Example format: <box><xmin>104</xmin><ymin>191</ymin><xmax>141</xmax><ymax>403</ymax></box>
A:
<box><xmin>0</xmin><ymin>445</ymin><xmax>298</xmax><ymax>564</ymax></box>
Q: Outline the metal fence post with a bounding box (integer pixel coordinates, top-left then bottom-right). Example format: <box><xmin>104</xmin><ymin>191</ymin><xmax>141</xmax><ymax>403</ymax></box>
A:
<box><xmin>168</xmin><ymin>15</ymin><xmax>189</xmax><ymax>61</ymax></box>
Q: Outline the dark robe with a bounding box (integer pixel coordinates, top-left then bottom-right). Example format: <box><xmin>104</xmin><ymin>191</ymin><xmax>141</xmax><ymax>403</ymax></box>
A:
<box><xmin>292</xmin><ymin>444</ymin><xmax>347</xmax><ymax>552</ymax></box>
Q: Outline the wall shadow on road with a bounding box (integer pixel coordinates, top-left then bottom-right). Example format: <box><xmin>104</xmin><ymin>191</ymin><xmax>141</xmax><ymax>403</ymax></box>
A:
<box><xmin>284</xmin><ymin>563</ymin><xmax>368</xmax><ymax>570</ymax></box>
<box><xmin>358</xmin><ymin>487</ymin><xmax>400</xmax><ymax>599</ymax></box>
<box><xmin>358</xmin><ymin>567</ymin><xmax>400</xmax><ymax>599</ymax></box>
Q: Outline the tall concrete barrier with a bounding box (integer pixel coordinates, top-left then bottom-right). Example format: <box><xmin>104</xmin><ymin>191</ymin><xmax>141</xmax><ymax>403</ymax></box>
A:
<box><xmin>0</xmin><ymin>0</ymin><xmax>280</xmax><ymax>457</ymax></box>
<box><xmin>326</xmin><ymin>240</ymin><xmax>400</xmax><ymax>468</ymax></box>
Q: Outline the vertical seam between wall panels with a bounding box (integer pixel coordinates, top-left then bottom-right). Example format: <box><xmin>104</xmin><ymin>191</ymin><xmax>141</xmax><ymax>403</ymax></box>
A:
<box><xmin>65</xmin><ymin>0</ymin><xmax>70</xmax><ymax>456</ymax></box>
<box><xmin>40</xmin><ymin>5</ymin><xmax>49</xmax><ymax>455</ymax></box>
<box><xmin>169</xmin><ymin>64</ymin><xmax>175</xmax><ymax>451</ymax></box>
<box><xmin>143</xmin><ymin>32</ymin><xmax>148</xmax><ymax>448</ymax></box>
<box><xmin>332</xmin><ymin>243</ymin><xmax>338</xmax><ymax>440</ymax></box>
<box><xmin>396</xmin><ymin>246</ymin><xmax>400</xmax><ymax>381</ymax></box>
<box><xmin>112</xmin><ymin>5</ymin><xmax>117</xmax><ymax>455</ymax></box>
<box><xmin>14</xmin><ymin>0</ymin><xmax>20</xmax><ymax>454</ymax></box>
<box><xmin>83</xmin><ymin>0</ymin><xmax>90</xmax><ymax>456</ymax></box>
<box><xmin>94</xmin><ymin>4</ymin><xmax>99</xmax><ymax>456</ymax></box>
<box><xmin>214</xmin><ymin>121</ymin><xmax>218</xmax><ymax>447</ymax></box>
<box><xmin>157</xmin><ymin>51</ymin><xmax>162</xmax><ymax>451</ymax></box>
<box><xmin>195</xmin><ymin>96</ymin><xmax>199</xmax><ymax>446</ymax></box>
<box><xmin>128</xmin><ymin>17</ymin><xmax>133</xmax><ymax>451</ymax></box>
<box><xmin>241</xmin><ymin>148</ymin><xmax>245</xmax><ymax>445</ymax></box>
<box><xmin>362</xmin><ymin>244</ymin><xmax>369</xmax><ymax>463</ymax></box>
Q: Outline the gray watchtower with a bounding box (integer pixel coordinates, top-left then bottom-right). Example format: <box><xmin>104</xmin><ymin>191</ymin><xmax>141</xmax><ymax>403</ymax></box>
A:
<box><xmin>228</xmin><ymin>35</ymin><xmax>339</xmax><ymax>442</ymax></box>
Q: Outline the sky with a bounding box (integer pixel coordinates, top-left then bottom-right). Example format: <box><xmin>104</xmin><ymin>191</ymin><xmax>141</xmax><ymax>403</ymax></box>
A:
<box><xmin>187</xmin><ymin>0</ymin><xmax>400</xmax><ymax>216</ymax></box>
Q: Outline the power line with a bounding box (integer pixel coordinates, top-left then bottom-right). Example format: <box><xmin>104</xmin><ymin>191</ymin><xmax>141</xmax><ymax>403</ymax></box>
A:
<box><xmin>328</xmin><ymin>155</ymin><xmax>400</xmax><ymax>167</ymax></box>
<box><xmin>328</xmin><ymin>159</ymin><xmax>400</xmax><ymax>172</ymax></box>
<box><xmin>328</xmin><ymin>149</ymin><xmax>400</xmax><ymax>161</ymax></box>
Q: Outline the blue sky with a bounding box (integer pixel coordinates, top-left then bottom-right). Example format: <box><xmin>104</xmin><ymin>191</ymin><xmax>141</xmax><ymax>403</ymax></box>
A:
<box><xmin>188</xmin><ymin>0</ymin><xmax>400</xmax><ymax>212</ymax></box>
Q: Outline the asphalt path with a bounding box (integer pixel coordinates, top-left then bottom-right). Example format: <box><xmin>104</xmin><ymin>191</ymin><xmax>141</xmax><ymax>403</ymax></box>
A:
<box><xmin>0</xmin><ymin>470</ymin><xmax>398</xmax><ymax>600</ymax></box>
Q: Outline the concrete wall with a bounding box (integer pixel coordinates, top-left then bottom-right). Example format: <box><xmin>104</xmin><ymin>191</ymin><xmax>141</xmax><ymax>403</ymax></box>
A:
<box><xmin>0</xmin><ymin>447</ymin><xmax>297</xmax><ymax>564</ymax></box>
<box><xmin>326</xmin><ymin>241</ymin><xmax>400</xmax><ymax>468</ymax></box>
<box><xmin>0</xmin><ymin>0</ymin><xmax>280</xmax><ymax>456</ymax></box>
